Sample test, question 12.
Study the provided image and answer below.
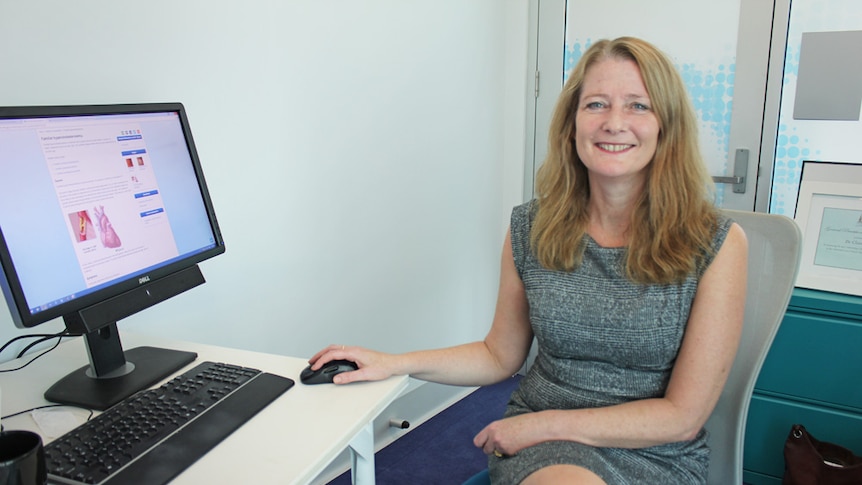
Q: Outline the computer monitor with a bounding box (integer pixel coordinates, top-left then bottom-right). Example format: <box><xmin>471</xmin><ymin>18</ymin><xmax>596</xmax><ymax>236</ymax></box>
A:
<box><xmin>0</xmin><ymin>102</ymin><xmax>225</xmax><ymax>410</ymax></box>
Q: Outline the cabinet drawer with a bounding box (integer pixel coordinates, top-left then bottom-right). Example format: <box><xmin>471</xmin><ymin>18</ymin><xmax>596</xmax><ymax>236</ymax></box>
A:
<box><xmin>743</xmin><ymin>395</ymin><xmax>862</xmax><ymax>480</ymax></box>
<box><xmin>742</xmin><ymin>470</ymin><xmax>781</xmax><ymax>485</ymax></box>
<box><xmin>755</xmin><ymin>310</ymin><xmax>862</xmax><ymax>409</ymax></box>
<box><xmin>790</xmin><ymin>289</ymin><xmax>862</xmax><ymax>317</ymax></box>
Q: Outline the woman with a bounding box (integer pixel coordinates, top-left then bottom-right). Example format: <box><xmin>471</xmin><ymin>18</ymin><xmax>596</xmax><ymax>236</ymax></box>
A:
<box><xmin>308</xmin><ymin>37</ymin><xmax>748</xmax><ymax>484</ymax></box>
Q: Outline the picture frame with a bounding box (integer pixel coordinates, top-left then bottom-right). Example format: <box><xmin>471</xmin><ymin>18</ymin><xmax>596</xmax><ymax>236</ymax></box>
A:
<box><xmin>793</xmin><ymin>161</ymin><xmax>862</xmax><ymax>297</ymax></box>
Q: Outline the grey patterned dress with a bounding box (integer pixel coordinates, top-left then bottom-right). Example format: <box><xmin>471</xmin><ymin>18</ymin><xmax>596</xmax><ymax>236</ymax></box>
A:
<box><xmin>488</xmin><ymin>201</ymin><xmax>732</xmax><ymax>485</ymax></box>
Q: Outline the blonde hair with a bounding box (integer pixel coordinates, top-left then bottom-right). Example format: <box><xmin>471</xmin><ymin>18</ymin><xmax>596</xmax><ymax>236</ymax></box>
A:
<box><xmin>531</xmin><ymin>37</ymin><xmax>717</xmax><ymax>284</ymax></box>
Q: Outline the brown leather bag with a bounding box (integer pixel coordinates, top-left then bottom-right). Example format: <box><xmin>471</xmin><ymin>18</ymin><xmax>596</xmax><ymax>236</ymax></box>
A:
<box><xmin>783</xmin><ymin>424</ymin><xmax>862</xmax><ymax>485</ymax></box>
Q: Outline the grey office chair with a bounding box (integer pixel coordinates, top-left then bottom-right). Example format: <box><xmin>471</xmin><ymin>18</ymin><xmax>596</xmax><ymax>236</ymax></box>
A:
<box><xmin>463</xmin><ymin>210</ymin><xmax>803</xmax><ymax>485</ymax></box>
<box><xmin>704</xmin><ymin>209</ymin><xmax>802</xmax><ymax>485</ymax></box>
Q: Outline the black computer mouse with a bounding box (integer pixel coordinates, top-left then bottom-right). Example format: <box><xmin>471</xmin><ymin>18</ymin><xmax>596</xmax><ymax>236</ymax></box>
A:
<box><xmin>299</xmin><ymin>359</ymin><xmax>359</xmax><ymax>385</ymax></box>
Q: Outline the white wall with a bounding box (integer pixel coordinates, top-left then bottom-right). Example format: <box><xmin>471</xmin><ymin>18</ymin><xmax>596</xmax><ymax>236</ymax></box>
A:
<box><xmin>0</xmin><ymin>1</ymin><xmax>529</xmax><ymax>363</ymax></box>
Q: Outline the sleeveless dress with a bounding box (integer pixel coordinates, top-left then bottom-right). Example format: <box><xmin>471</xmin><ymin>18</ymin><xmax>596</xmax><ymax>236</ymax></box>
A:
<box><xmin>488</xmin><ymin>201</ymin><xmax>732</xmax><ymax>485</ymax></box>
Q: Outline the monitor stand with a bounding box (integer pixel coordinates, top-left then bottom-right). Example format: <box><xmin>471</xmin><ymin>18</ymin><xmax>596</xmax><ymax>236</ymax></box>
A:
<box><xmin>44</xmin><ymin>324</ymin><xmax>196</xmax><ymax>410</ymax></box>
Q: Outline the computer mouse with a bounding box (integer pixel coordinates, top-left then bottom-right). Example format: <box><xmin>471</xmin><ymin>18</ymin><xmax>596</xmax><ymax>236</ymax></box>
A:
<box><xmin>300</xmin><ymin>359</ymin><xmax>359</xmax><ymax>385</ymax></box>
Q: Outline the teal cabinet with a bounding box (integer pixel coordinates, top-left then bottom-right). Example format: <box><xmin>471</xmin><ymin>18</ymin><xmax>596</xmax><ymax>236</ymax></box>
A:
<box><xmin>742</xmin><ymin>289</ymin><xmax>862</xmax><ymax>484</ymax></box>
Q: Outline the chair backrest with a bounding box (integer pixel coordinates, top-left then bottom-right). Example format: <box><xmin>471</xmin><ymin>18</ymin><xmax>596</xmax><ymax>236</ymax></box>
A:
<box><xmin>704</xmin><ymin>209</ymin><xmax>802</xmax><ymax>485</ymax></box>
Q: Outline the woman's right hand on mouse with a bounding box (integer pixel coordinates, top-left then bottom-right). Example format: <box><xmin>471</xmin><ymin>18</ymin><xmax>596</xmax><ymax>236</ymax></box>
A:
<box><xmin>307</xmin><ymin>344</ymin><xmax>398</xmax><ymax>385</ymax></box>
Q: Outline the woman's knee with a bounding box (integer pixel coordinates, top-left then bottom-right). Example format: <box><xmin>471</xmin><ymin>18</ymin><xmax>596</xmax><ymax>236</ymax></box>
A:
<box><xmin>521</xmin><ymin>464</ymin><xmax>607</xmax><ymax>485</ymax></box>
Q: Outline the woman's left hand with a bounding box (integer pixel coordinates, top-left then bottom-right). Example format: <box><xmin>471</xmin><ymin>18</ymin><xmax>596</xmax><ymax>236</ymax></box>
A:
<box><xmin>473</xmin><ymin>412</ymin><xmax>550</xmax><ymax>457</ymax></box>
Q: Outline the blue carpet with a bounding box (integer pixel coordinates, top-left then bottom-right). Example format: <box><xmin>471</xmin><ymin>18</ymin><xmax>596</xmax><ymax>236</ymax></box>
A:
<box><xmin>328</xmin><ymin>375</ymin><xmax>521</xmax><ymax>485</ymax></box>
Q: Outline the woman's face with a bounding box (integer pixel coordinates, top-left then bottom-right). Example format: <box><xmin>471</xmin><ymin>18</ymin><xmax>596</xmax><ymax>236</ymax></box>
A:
<box><xmin>574</xmin><ymin>57</ymin><xmax>660</xmax><ymax>184</ymax></box>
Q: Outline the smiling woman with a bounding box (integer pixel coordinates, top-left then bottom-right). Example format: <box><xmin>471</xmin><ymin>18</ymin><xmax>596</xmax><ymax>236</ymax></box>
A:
<box><xmin>306</xmin><ymin>36</ymin><xmax>748</xmax><ymax>485</ymax></box>
<box><xmin>481</xmin><ymin>36</ymin><xmax>748</xmax><ymax>484</ymax></box>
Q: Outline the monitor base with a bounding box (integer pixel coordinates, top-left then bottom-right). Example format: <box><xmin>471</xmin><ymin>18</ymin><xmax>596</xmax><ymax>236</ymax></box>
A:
<box><xmin>44</xmin><ymin>346</ymin><xmax>197</xmax><ymax>411</ymax></box>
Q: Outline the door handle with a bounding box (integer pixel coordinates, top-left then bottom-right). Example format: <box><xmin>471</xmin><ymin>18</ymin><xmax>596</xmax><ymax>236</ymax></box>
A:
<box><xmin>713</xmin><ymin>175</ymin><xmax>744</xmax><ymax>184</ymax></box>
<box><xmin>712</xmin><ymin>148</ymin><xmax>749</xmax><ymax>194</ymax></box>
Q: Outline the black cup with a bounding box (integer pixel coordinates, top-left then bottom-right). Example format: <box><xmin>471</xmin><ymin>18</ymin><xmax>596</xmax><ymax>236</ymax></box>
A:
<box><xmin>0</xmin><ymin>430</ymin><xmax>46</xmax><ymax>485</ymax></box>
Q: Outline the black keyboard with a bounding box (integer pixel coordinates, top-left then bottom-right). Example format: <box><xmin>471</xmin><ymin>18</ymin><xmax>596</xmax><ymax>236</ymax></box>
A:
<box><xmin>44</xmin><ymin>361</ymin><xmax>295</xmax><ymax>485</ymax></box>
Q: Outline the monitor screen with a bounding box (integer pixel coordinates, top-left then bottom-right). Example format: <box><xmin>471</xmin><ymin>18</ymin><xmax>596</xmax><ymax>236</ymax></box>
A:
<box><xmin>0</xmin><ymin>102</ymin><xmax>225</xmax><ymax>409</ymax></box>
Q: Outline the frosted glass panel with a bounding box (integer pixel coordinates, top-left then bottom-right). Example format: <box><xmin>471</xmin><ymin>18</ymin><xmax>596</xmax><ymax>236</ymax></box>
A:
<box><xmin>769</xmin><ymin>0</ymin><xmax>862</xmax><ymax>216</ymax></box>
<box><xmin>793</xmin><ymin>31</ymin><xmax>862</xmax><ymax>121</ymax></box>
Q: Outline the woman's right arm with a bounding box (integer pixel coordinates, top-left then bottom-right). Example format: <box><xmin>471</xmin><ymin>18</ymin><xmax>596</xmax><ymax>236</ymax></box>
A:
<box><xmin>307</xmin><ymin>227</ymin><xmax>534</xmax><ymax>386</ymax></box>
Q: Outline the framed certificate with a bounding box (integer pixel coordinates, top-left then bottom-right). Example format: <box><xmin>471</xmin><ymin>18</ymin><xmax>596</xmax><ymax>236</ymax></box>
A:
<box><xmin>794</xmin><ymin>161</ymin><xmax>862</xmax><ymax>296</ymax></box>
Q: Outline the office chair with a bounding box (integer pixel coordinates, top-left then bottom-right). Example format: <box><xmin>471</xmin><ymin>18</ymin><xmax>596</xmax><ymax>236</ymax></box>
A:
<box><xmin>704</xmin><ymin>209</ymin><xmax>801</xmax><ymax>485</ymax></box>
<box><xmin>463</xmin><ymin>210</ymin><xmax>803</xmax><ymax>485</ymax></box>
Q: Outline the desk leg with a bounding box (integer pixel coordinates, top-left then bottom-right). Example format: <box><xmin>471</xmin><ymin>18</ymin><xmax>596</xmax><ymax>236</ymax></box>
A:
<box><xmin>348</xmin><ymin>421</ymin><xmax>376</xmax><ymax>485</ymax></box>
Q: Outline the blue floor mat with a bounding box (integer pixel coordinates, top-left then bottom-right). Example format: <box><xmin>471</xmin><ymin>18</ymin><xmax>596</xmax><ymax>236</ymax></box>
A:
<box><xmin>328</xmin><ymin>375</ymin><xmax>521</xmax><ymax>485</ymax></box>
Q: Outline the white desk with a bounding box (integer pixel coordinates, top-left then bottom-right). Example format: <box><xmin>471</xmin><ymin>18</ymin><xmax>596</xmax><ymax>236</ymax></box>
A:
<box><xmin>0</xmin><ymin>332</ymin><xmax>408</xmax><ymax>485</ymax></box>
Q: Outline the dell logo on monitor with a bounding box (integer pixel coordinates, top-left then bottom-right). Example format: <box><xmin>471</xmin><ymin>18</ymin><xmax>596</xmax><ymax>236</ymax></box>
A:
<box><xmin>139</xmin><ymin>276</ymin><xmax>151</xmax><ymax>285</ymax></box>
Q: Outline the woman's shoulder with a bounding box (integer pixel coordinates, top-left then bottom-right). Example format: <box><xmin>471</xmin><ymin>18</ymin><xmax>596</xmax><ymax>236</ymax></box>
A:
<box><xmin>695</xmin><ymin>210</ymin><xmax>739</xmax><ymax>276</ymax></box>
<box><xmin>510</xmin><ymin>200</ymin><xmax>536</xmax><ymax>231</ymax></box>
<box><xmin>714</xmin><ymin>211</ymin><xmax>735</xmax><ymax>245</ymax></box>
<box><xmin>512</xmin><ymin>199</ymin><xmax>535</xmax><ymax>217</ymax></box>
<box><xmin>509</xmin><ymin>200</ymin><xmax>538</xmax><ymax>272</ymax></box>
